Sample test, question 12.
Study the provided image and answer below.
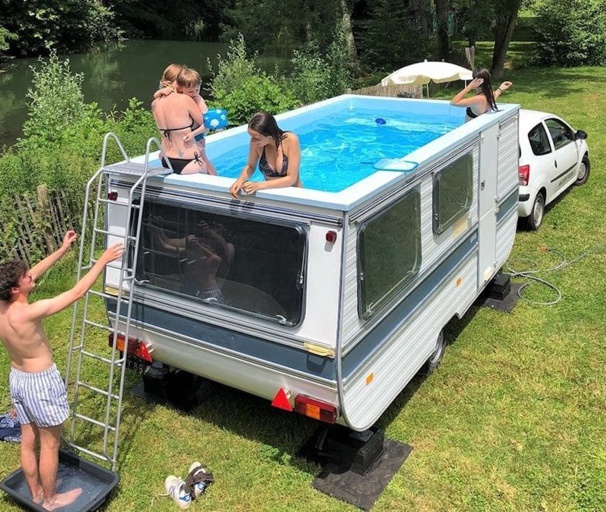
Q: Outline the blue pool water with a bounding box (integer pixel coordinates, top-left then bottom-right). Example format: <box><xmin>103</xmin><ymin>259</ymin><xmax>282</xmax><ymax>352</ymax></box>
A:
<box><xmin>209</xmin><ymin>107</ymin><xmax>459</xmax><ymax>192</ymax></box>
<box><xmin>149</xmin><ymin>102</ymin><xmax>463</xmax><ymax>193</ymax></box>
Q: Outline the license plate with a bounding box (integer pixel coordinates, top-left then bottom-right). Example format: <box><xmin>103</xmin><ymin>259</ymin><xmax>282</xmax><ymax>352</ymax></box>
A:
<box><xmin>126</xmin><ymin>355</ymin><xmax>148</xmax><ymax>374</ymax></box>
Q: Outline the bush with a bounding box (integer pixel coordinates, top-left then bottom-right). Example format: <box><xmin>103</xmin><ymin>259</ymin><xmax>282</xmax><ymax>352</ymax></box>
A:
<box><xmin>0</xmin><ymin>53</ymin><xmax>156</xmax><ymax>218</ymax></box>
<box><xmin>289</xmin><ymin>34</ymin><xmax>353</xmax><ymax>105</ymax></box>
<box><xmin>208</xmin><ymin>35</ymin><xmax>299</xmax><ymax>125</ymax></box>
<box><xmin>533</xmin><ymin>0</ymin><xmax>606</xmax><ymax>66</ymax></box>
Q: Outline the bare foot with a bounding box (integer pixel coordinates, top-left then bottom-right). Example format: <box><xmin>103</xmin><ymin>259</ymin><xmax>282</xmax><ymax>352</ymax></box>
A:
<box><xmin>42</xmin><ymin>488</ymin><xmax>82</xmax><ymax>510</ymax></box>
<box><xmin>32</xmin><ymin>492</ymin><xmax>44</xmax><ymax>504</ymax></box>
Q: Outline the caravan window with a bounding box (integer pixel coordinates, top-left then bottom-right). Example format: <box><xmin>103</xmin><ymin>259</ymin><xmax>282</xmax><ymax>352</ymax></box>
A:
<box><xmin>357</xmin><ymin>190</ymin><xmax>421</xmax><ymax>319</ymax></box>
<box><xmin>432</xmin><ymin>153</ymin><xmax>473</xmax><ymax>235</ymax></box>
<box><xmin>135</xmin><ymin>200</ymin><xmax>306</xmax><ymax>326</ymax></box>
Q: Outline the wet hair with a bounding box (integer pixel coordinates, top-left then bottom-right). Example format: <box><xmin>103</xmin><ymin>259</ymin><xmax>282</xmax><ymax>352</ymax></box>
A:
<box><xmin>159</xmin><ymin>63</ymin><xmax>185</xmax><ymax>88</ymax></box>
<box><xmin>248</xmin><ymin>112</ymin><xmax>285</xmax><ymax>149</ymax></box>
<box><xmin>0</xmin><ymin>260</ymin><xmax>28</xmax><ymax>301</ymax></box>
<box><xmin>175</xmin><ymin>68</ymin><xmax>201</xmax><ymax>90</ymax></box>
<box><xmin>472</xmin><ymin>68</ymin><xmax>498</xmax><ymax>112</ymax></box>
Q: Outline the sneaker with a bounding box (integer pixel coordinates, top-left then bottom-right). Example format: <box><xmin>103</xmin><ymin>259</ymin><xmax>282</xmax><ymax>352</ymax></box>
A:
<box><xmin>165</xmin><ymin>475</ymin><xmax>191</xmax><ymax>510</ymax></box>
<box><xmin>185</xmin><ymin>461</ymin><xmax>212</xmax><ymax>498</ymax></box>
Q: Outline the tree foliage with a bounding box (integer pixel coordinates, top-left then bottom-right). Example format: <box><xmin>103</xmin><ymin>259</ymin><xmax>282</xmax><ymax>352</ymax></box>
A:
<box><xmin>358</xmin><ymin>0</ymin><xmax>434</xmax><ymax>71</ymax></box>
<box><xmin>533</xmin><ymin>0</ymin><xmax>606</xmax><ymax>66</ymax></box>
<box><xmin>220</xmin><ymin>0</ymin><xmax>343</xmax><ymax>57</ymax></box>
<box><xmin>0</xmin><ymin>53</ymin><xmax>155</xmax><ymax>218</ymax></box>
<box><xmin>0</xmin><ymin>0</ymin><xmax>122</xmax><ymax>57</ymax></box>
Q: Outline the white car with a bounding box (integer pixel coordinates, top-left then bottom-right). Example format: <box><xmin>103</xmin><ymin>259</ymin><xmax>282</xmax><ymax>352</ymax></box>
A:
<box><xmin>518</xmin><ymin>109</ymin><xmax>590</xmax><ymax>230</ymax></box>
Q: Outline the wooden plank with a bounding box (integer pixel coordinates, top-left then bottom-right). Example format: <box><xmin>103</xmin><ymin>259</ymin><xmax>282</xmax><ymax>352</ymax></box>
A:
<box><xmin>37</xmin><ymin>185</ymin><xmax>56</xmax><ymax>250</ymax></box>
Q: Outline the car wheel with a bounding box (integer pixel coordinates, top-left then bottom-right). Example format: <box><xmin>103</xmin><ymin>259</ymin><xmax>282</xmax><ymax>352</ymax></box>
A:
<box><xmin>525</xmin><ymin>191</ymin><xmax>545</xmax><ymax>231</ymax></box>
<box><xmin>574</xmin><ymin>155</ymin><xmax>590</xmax><ymax>186</ymax></box>
<box><xmin>424</xmin><ymin>330</ymin><xmax>445</xmax><ymax>375</ymax></box>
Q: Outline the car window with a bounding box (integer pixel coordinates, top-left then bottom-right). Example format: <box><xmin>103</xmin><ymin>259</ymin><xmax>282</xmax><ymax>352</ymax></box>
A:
<box><xmin>545</xmin><ymin>118</ymin><xmax>573</xmax><ymax>150</ymax></box>
<box><xmin>527</xmin><ymin>123</ymin><xmax>552</xmax><ymax>156</ymax></box>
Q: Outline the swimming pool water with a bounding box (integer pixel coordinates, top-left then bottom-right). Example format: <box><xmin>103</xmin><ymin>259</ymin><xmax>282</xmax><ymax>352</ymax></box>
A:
<box><xmin>183</xmin><ymin>106</ymin><xmax>461</xmax><ymax>192</ymax></box>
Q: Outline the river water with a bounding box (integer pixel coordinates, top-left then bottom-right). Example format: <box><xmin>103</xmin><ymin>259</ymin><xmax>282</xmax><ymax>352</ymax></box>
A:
<box><xmin>0</xmin><ymin>40</ymin><xmax>232</xmax><ymax>148</ymax></box>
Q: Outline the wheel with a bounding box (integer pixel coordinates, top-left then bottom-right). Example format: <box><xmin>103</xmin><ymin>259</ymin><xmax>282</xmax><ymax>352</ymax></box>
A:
<box><xmin>574</xmin><ymin>155</ymin><xmax>590</xmax><ymax>186</ymax></box>
<box><xmin>424</xmin><ymin>330</ymin><xmax>446</xmax><ymax>375</ymax></box>
<box><xmin>524</xmin><ymin>191</ymin><xmax>545</xmax><ymax>231</ymax></box>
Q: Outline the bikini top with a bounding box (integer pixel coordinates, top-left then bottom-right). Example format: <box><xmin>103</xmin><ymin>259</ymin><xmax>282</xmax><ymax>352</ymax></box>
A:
<box><xmin>159</xmin><ymin>115</ymin><xmax>196</xmax><ymax>140</ymax></box>
<box><xmin>466</xmin><ymin>107</ymin><xmax>479</xmax><ymax>119</ymax></box>
<box><xmin>259</xmin><ymin>143</ymin><xmax>289</xmax><ymax>178</ymax></box>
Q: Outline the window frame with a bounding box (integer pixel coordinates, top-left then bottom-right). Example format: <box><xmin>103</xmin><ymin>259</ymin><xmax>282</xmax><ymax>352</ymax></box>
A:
<box><xmin>527</xmin><ymin>123</ymin><xmax>552</xmax><ymax>156</ymax></box>
<box><xmin>432</xmin><ymin>152</ymin><xmax>474</xmax><ymax>236</ymax></box>
<box><xmin>356</xmin><ymin>189</ymin><xmax>422</xmax><ymax>320</ymax></box>
<box><xmin>545</xmin><ymin>118</ymin><xmax>574</xmax><ymax>151</ymax></box>
<box><xmin>132</xmin><ymin>197</ymin><xmax>308</xmax><ymax>327</ymax></box>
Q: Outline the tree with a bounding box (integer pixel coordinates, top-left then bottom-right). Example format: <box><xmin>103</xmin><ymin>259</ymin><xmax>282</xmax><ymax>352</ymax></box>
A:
<box><xmin>0</xmin><ymin>0</ymin><xmax>121</xmax><ymax>57</ymax></box>
<box><xmin>337</xmin><ymin>0</ymin><xmax>360</xmax><ymax>71</ymax></box>
<box><xmin>435</xmin><ymin>0</ymin><xmax>450</xmax><ymax>61</ymax></box>
<box><xmin>491</xmin><ymin>0</ymin><xmax>522</xmax><ymax>78</ymax></box>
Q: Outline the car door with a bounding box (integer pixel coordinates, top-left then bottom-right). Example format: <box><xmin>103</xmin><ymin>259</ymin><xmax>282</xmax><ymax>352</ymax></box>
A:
<box><xmin>544</xmin><ymin>118</ymin><xmax>580</xmax><ymax>202</ymax></box>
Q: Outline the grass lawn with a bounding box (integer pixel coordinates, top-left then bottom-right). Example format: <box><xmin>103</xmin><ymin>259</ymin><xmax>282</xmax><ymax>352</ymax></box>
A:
<box><xmin>1</xmin><ymin>61</ymin><xmax>606</xmax><ymax>511</ymax></box>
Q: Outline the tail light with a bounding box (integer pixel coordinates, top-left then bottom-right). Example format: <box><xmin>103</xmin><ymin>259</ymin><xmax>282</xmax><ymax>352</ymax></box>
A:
<box><xmin>294</xmin><ymin>395</ymin><xmax>338</xmax><ymax>423</ymax></box>
<box><xmin>518</xmin><ymin>164</ymin><xmax>530</xmax><ymax>186</ymax></box>
<box><xmin>108</xmin><ymin>332</ymin><xmax>153</xmax><ymax>363</ymax></box>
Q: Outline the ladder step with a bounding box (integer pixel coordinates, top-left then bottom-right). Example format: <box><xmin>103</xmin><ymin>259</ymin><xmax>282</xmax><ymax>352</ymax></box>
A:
<box><xmin>102</xmin><ymin>161</ymin><xmax>168</xmax><ymax>177</ymax></box>
<box><xmin>103</xmin><ymin>262</ymin><xmax>134</xmax><ymax>273</ymax></box>
<box><xmin>87</xmin><ymin>289</ymin><xmax>118</xmax><ymax>300</ymax></box>
<box><xmin>83</xmin><ymin>319</ymin><xmax>113</xmax><ymax>332</ymax></box>
<box><xmin>93</xmin><ymin>228</ymin><xmax>135</xmax><ymax>239</ymax></box>
<box><xmin>80</xmin><ymin>348</ymin><xmax>125</xmax><ymax>366</ymax></box>
<box><xmin>68</xmin><ymin>443</ymin><xmax>113</xmax><ymax>465</ymax></box>
<box><xmin>74</xmin><ymin>413</ymin><xmax>117</xmax><ymax>431</ymax></box>
<box><xmin>96</xmin><ymin>198</ymin><xmax>141</xmax><ymax>209</ymax></box>
<box><xmin>76</xmin><ymin>381</ymin><xmax>120</xmax><ymax>401</ymax></box>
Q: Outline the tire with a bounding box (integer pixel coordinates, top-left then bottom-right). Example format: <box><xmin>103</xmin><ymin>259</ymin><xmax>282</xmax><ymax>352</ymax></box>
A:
<box><xmin>524</xmin><ymin>191</ymin><xmax>545</xmax><ymax>231</ymax></box>
<box><xmin>424</xmin><ymin>330</ymin><xmax>446</xmax><ymax>375</ymax></box>
<box><xmin>574</xmin><ymin>155</ymin><xmax>590</xmax><ymax>186</ymax></box>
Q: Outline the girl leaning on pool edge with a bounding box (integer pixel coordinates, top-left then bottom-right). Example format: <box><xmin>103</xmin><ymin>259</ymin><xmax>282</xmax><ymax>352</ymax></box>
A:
<box><xmin>229</xmin><ymin>112</ymin><xmax>302</xmax><ymax>199</ymax></box>
<box><xmin>450</xmin><ymin>67</ymin><xmax>512</xmax><ymax>121</ymax></box>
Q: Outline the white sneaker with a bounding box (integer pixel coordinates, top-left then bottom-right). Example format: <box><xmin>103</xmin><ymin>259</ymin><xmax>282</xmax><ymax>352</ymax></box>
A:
<box><xmin>186</xmin><ymin>462</ymin><xmax>211</xmax><ymax>498</ymax></box>
<box><xmin>165</xmin><ymin>475</ymin><xmax>191</xmax><ymax>509</ymax></box>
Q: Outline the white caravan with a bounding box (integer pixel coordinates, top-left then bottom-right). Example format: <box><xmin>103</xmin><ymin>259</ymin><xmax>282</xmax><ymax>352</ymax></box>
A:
<box><xmin>94</xmin><ymin>95</ymin><xmax>519</xmax><ymax>433</ymax></box>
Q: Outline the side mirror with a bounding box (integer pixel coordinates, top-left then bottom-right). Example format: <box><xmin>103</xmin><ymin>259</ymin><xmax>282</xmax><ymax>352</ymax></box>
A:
<box><xmin>575</xmin><ymin>129</ymin><xmax>588</xmax><ymax>140</ymax></box>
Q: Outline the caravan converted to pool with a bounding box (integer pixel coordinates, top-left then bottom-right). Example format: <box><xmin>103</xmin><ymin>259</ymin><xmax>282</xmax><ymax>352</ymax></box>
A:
<box><xmin>67</xmin><ymin>95</ymin><xmax>519</xmax><ymax>467</ymax></box>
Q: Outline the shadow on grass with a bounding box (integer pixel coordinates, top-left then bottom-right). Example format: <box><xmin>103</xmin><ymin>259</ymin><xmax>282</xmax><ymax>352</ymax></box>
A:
<box><xmin>127</xmin><ymin>304</ymin><xmax>484</xmax><ymax>478</ymax></box>
<box><xmin>374</xmin><ymin>306</ymin><xmax>479</xmax><ymax>431</ymax></box>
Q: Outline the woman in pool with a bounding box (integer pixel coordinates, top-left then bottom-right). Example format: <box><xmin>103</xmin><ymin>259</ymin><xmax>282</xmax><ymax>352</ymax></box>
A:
<box><xmin>450</xmin><ymin>68</ymin><xmax>512</xmax><ymax>121</ymax></box>
<box><xmin>229</xmin><ymin>112</ymin><xmax>302</xmax><ymax>198</ymax></box>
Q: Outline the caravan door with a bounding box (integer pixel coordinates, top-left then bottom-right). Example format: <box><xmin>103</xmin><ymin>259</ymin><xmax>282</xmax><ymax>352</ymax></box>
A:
<box><xmin>477</xmin><ymin>123</ymin><xmax>499</xmax><ymax>285</ymax></box>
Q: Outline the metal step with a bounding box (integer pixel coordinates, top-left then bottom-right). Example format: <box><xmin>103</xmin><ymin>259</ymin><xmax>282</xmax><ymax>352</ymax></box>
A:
<box><xmin>102</xmin><ymin>161</ymin><xmax>167</xmax><ymax>177</ymax></box>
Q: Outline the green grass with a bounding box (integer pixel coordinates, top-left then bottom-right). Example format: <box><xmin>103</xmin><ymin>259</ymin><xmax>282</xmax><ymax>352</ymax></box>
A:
<box><xmin>1</xmin><ymin>56</ymin><xmax>606</xmax><ymax>511</ymax></box>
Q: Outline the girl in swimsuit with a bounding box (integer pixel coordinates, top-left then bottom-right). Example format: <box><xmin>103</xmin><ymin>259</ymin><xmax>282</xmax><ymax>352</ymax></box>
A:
<box><xmin>229</xmin><ymin>112</ymin><xmax>302</xmax><ymax>198</ymax></box>
<box><xmin>450</xmin><ymin>68</ymin><xmax>512</xmax><ymax>121</ymax></box>
<box><xmin>152</xmin><ymin>67</ymin><xmax>216</xmax><ymax>175</ymax></box>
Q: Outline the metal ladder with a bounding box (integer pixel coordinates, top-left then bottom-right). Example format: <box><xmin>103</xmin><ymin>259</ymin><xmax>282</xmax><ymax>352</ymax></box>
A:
<box><xmin>64</xmin><ymin>132</ymin><xmax>167</xmax><ymax>471</ymax></box>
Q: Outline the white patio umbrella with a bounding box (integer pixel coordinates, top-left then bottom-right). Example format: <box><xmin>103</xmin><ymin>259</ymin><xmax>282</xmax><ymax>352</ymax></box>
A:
<box><xmin>381</xmin><ymin>59</ymin><xmax>473</xmax><ymax>97</ymax></box>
